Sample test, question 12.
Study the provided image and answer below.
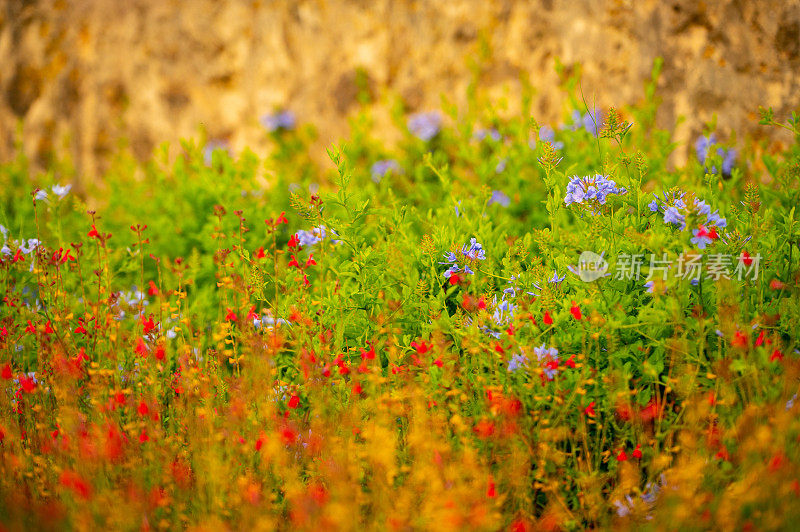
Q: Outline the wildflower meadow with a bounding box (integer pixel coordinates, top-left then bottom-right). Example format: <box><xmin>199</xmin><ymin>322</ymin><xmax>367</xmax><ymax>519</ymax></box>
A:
<box><xmin>2</xmin><ymin>63</ymin><xmax>800</xmax><ymax>530</ymax></box>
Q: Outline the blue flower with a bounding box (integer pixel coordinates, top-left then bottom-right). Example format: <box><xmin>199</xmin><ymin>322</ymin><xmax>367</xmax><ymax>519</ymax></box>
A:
<box><xmin>495</xmin><ymin>158</ymin><xmax>507</xmax><ymax>173</ymax></box>
<box><xmin>407</xmin><ymin>112</ymin><xmax>442</xmax><ymax>141</ymax></box>
<box><xmin>508</xmin><ymin>353</ymin><xmax>528</xmax><ymax>373</ymax></box>
<box><xmin>440</xmin><ymin>237</ymin><xmax>486</xmax><ymax>278</ymax></box>
<box><xmin>34</xmin><ymin>190</ymin><xmax>48</xmax><ymax>201</ymax></box>
<box><xmin>695</xmin><ymin>134</ymin><xmax>717</xmax><ymax>164</ymax></box>
<box><xmin>663</xmin><ymin>206</ymin><xmax>686</xmax><ymax>229</ymax></box>
<box><xmin>473</xmin><ymin>128</ymin><xmax>501</xmax><ymax>142</ymax></box>
<box><xmin>582</xmin><ymin>108</ymin><xmax>604</xmax><ymax>136</ymax></box>
<box><xmin>488</xmin><ymin>190</ymin><xmax>510</xmax><ymax>207</ymax></box>
<box><xmin>0</xmin><ymin>224</ymin><xmax>7</xmax><ymax>241</ymax></box>
<box><xmin>203</xmin><ymin>140</ymin><xmax>230</xmax><ymax>166</ymax></box>
<box><xmin>261</xmin><ymin>110</ymin><xmax>296</xmax><ymax>132</ymax></box>
<box><xmin>296</xmin><ymin>226</ymin><xmax>329</xmax><ymax>247</ymax></box>
<box><xmin>533</xmin><ymin>343</ymin><xmax>559</xmax><ymax>379</ymax></box>
<box><xmin>538</xmin><ymin>125</ymin><xmax>565</xmax><ymax>150</ymax></box>
<box><xmin>564</xmin><ymin>174</ymin><xmax>626</xmax><ymax>212</ymax></box>
<box><xmin>370</xmin><ymin>160</ymin><xmax>401</xmax><ymax>183</ymax></box>
<box><xmin>548</xmin><ymin>270</ymin><xmax>566</xmax><ymax>284</ymax></box>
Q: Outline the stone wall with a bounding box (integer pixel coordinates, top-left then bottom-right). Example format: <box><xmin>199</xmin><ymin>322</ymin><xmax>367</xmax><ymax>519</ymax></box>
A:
<box><xmin>1</xmin><ymin>0</ymin><xmax>798</xmax><ymax>184</ymax></box>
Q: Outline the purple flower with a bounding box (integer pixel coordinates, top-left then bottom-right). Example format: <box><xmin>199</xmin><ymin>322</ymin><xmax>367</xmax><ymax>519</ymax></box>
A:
<box><xmin>534</xmin><ymin>343</ymin><xmax>559</xmax><ymax>379</ymax></box>
<box><xmin>203</xmin><ymin>140</ymin><xmax>230</xmax><ymax>166</ymax></box>
<box><xmin>508</xmin><ymin>353</ymin><xmax>528</xmax><ymax>373</ymax></box>
<box><xmin>473</xmin><ymin>128</ymin><xmax>501</xmax><ymax>142</ymax></box>
<box><xmin>695</xmin><ymin>134</ymin><xmax>717</xmax><ymax>164</ymax></box>
<box><xmin>564</xmin><ymin>174</ymin><xmax>626</xmax><ymax>212</ymax></box>
<box><xmin>370</xmin><ymin>160</ymin><xmax>401</xmax><ymax>183</ymax></box>
<box><xmin>440</xmin><ymin>237</ymin><xmax>486</xmax><ymax>278</ymax></box>
<box><xmin>261</xmin><ymin>110</ymin><xmax>296</xmax><ymax>132</ymax></box>
<box><xmin>583</xmin><ymin>108</ymin><xmax>604</xmax><ymax>136</ymax></box>
<box><xmin>538</xmin><ymin>125</ymin><xmax>565</xmax><ymax>150</ymax></box>
<box><xmin>407</xmin><ymin>112</ymin><xmax>442</xmax><ymax>141</ymax></box>
<box><xmin>488</xmin><ymin>190</ymin><xmax>510</xmax><ymax>207</ymax></box>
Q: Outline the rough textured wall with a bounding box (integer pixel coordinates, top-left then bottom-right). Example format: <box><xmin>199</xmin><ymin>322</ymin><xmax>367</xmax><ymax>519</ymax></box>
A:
<box><xmin>1</xmin><ymin>0</ymin><xmax>799</xmax><ymax>183</ymax></box>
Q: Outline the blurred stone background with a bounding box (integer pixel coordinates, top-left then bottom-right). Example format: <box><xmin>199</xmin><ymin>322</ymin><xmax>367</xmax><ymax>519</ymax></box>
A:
<box><xmin>1</xmin><ymin>0</ymin><xmax>798</xmax><ymax>185</ymax></box>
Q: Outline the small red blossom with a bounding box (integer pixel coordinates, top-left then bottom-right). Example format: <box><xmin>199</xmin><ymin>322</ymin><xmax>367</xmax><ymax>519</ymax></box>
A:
<box><xmin>305</xmin><ymin>254</ymin><xmax>317</xmax><ymax>268</ymax></box>
<box><xmin>584</xmin><ymin>401</ymin><xmax>596</xmax><ymax>417</ymax></box>
<box><xmin>141</xmin><ymin>315</ymin><xmax>156</xmax><ymax>334</ymax></box>
<box><xmin>44</xmin><ymin>321</ymin><xmax>54</xmax><ymax>334</ymax></box>
<box><xmin>225</xmin><ymin>308</ymin><xmax>238</xmax><ymax>322</ymax></box>
<box><xmin>564</xmin><ymin>354</ymin><xmax>576</xmax><ymax>368</ymax></box>
<box><xmin>276</xmin><ymin>212</ymin><xmax>288</xmax><ymax>225</ymax></box>
<box><xmin>135</xmin><ymin>337</ymin><xmax>148</xmax><ymax>356</ymax></box>
<box><xmin>570</xmin><ymin>301</ymin><xmax>582</xmax><ymax>320</ymax></box>
<box><xmin>731</xmin><ymin>331</ymin><xmax>748</xmax><ymax>348</ymax></box>
<box><xmin>87</xmin><ymin>225</ymin><xmax>100</xmax><ymax>238</ymax></box>
<box><xmin>74</xmin><ymin>321</ymin><xmax>87</xmax><ymax>334</ymax></box>
<box><xmin>20</xmin><ymin>375</ymin><xmax>37</xmax><ymax>393</ymax></box>
<box><xmin>1</xmin><ymin>364</ymin><xmax>12</xmax><ymax>380</ymax></box>
<box><xmin>288</xmin><ymin>234</ymin><xmax>300</xmax><ymax>249</ymax></box>
<box><xmin>288</xmin><ymin>255</ymin><xmax>301</xmax><ymax>268</ymax></box>
<box><xmin>137</xmin><ymin>401</ymin><xmax>149</xmax><ymax>416</ymax></box>
<box><xmin>740</xmin><ymin>251</ymin><xmax>753</xmax><ymax>267</ymax></box>
<box><xmin>543</xmin><ymin>311</ymin><xmax>553</xmax><ymax>326</ymax></box>
<box><xmin>632</xmin><ymin>444</ymin><xmax>643</xmax><ymax>459</ymax></box>
<box><xmin>770</xmin><ymin>349</ymin><xmax>784</xmax><ymax>362</ymax></box>
<box><xmin>770</xmin><ymin>279</ymin><xmax>786</xmax><ymax>290</ymax></box>
<box><xmin>616</xmin><ymin>449</ymin><xmax>628</xmax><ymax>462</ymax></box>
<box><xmin>755</xmin><ymin>330</ymin><xmax>765</xmax><ymax>347</ymax></box>
<box><xmin>25</xmin><ymin>320</ymin><xmax>35</xmax><ymax>334</ymax></box>
<box><xmin>287</xmin><ymin>395</ymin><xmax>300</xmax><ymax>409</ymax></box>
<box><xmin>154</xmin><ymin>345</ymin><xmax>166</xmax><ymax>361</ymax></box>
<box><xmin>448</xmin><ymin>273</ymin><xmax>461</xmax><ymax>285</ymax></box>
<box><xmin>487</xmin><ymin>476</ymin><xmax>496</xmax><ymax>498</ymax></box>
<box><xmin>432</xmin><ymin>358</ymin><xmax>443</xmax><ymax>368</ymax></box>
<box><xmin>12</xmin><ymin>249</ymin><xmax>24</xmax><ymax>263</ymax></box>
<box><xmin>147</xmin><ymin>280</ymin><xmax>159</xmax><ymax>296</ymax></box>
<box><xmin>473</xmin><ymin>419</ymin><xmax>495</xmax><ymax>439</ymax></box>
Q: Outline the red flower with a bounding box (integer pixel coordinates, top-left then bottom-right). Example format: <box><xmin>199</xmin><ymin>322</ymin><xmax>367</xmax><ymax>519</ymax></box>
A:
<box><xmin>473</xmin><ymin>419</ymin><xmax>495</xmax><ymax>438</ymax></box>
<box><xmin>731</xmin><ymin>331</ymin><xmax>748</xmax><ymax>348</ymax></box>
<box><xmin>135</xmin><ymin>337</ymin><xmax>148</xmax><ymax>356</ymax></box>
<box><xmin>288</xmin><ymin>255</ymin><xmax>301</xmax><ymax>268</ymax></box>
<box><xmin>225</xmin><ymin>308</ymin><xmax>238</xmax><ymax>322</ymax></box>
<box><xmin>487</xmin><ymin>475</ymin><xmax>496</xmax><ymax>498</ymax></box>
<box><xmin>142</xmin><ymin>315</ymin><xmax>156</xmax><ymax>334</ymax></box>
<box><xmin>1</xmin><ymin>364</ymin><xmax>12</xmax><ymax>380</ymax></box>
<box><xmin>632</xmin><ymin>444</ymin><xmax>642</xmax><ymax>459</ymax></box>
<box><xmin>305</xmin><ymin>254</ymin><xmax>317</xmax><ymax>268</ymax></box>
<box><xmin>543</xmin><ymin>311</ymin><xmax>553</xmax><ymax>326</ymax></box>
<box><xmin>154</xmin><ymin>345</ymin><xmax>166</xmax><ymax>361</ymax></box>
<box><xmin>584</xmin><ymin>401</ymin><xmax>596</xmax><ymax>417</ymax></box>
<box><xmin>44</xmin><ymin>321</ymin><xmax>54</xmax><ymax>334</ymax></box>
<box><xmin>12</xmin><ymin>249</ymin><xmax>24</xmax><ymax>263</ymax></box>
<box><xmin>361</xmin><ymin>345</ymin><xmax>376</xmax><ymax>360</ymax></box>
<box><xmin>87</xmin><ymin>225</ymin><xmax>100</xmax><ymax>238</ymax></box>
<box><xmin>448</xmin><ymin>273</ymin><xmax>461</xmax><ymax>285</ymax></box>
<box><xmin>0</xmin><ymin>326</ymin><xmax>6</xmax><ymax>338</ymax></box>
<box><xmin>478</xmin><ymin>297</ymin><xmax>487</xmax><ymax>310</ymax></box>
<box><xmin>411</xmin><ymin>340</ymin><xmax>431</xmax><ymax>355</ymax></box>
<box><xmin>352</xmin><ymin>382</ymin><xmax>363</xmax><ymax>395</ymax></box>
<box><xmin>139</xmin><ymin>430</ymin><xmax>149</xmax><ymax>443</ymax></box>
<box><xmin>616</xmin><ymin>449</ymin><xmax>628</xmax><ymax>462</ymax></box>
<box><xmin>570</xmin><ymin>301</ymin><xmax>582</xmax><ymax>320</ymax></box>
<box><xmin>147</xmin><ymin>280</ymin><xmax>159</xmax><ymax>296</ymax></box>
<box><xmin>276</xmin><ymin>212</ymin><xmax>288</xmax><ymax>225</ymax></box>
<box><xmin>432</xmin><ymin>358</ymin><xmax>443</xmax><ymax>368</ymax></box>
<box><xmin>20</xmin><ymin>375</ymin><xmax>37</xmax><ymax>393</ymax></box>
<box><xmin>755</xmin><ymin>330</ymin><xmax>765</xmax><ymax>347</ymax></box>
<box><xmin>770</xmin><ymin>279</ymin><xmax>786</xmax><ymax>290</ymax></box>
<box><xmin>740</xmin><ymin>251</ymin><xmax>753</xmax><ymax>267</ymax></box>
<box><xmin>74</xmin><ymin>321</ymin><xmax>87</xmax><ymax>334</ymax></box>
<box><xmin>639</xmin><ymin>400</ymin><xmax>661</xmax><ymax>422</ymax></box>
<box><xmin>25</xmin><ymin>320</ymin><xmax>35</xmax><ymax>334</ymax></box>
<box><xmin>288</xmin><ymin>234</ymin><xmax>300</xmax><ymax>249</ymax></box>
<box><xmin>564</xmin><ymin>354</ymin><xmax>576</xmax><ymax>368</ymax></box>
<box><xmin>138</xmin><ymin>401</ymin><xmax>149</xmax><ymax>416</ymax></box>
<box><xmin>287</xmin><ymin>395</ymin><xmax>300</xmax><ymax>409</ymax></box>
<box><xmin>255</xmin><ymin>246</ymin><xmax>266</xmax><ymax>259</ymax></box>
<box><xmin>770</xmin><ymin>349</ymin><xmax>784</xmax><ymax>362</ymax></box>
